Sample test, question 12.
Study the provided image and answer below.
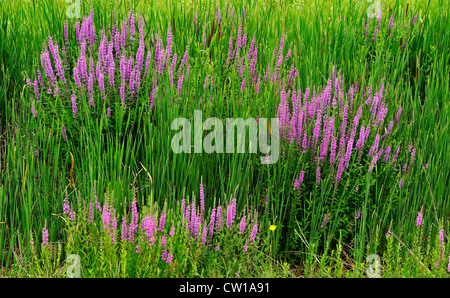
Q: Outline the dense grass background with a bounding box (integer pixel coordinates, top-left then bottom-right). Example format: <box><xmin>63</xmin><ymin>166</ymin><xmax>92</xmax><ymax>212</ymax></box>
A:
<box><xmin>0</xmin><ymin>0</ymin><xmax>449</xmax><ymax>276</ymax></box>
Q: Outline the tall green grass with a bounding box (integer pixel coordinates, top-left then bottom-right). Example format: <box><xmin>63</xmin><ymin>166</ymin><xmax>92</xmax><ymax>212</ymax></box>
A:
<box><xmin>0</xmin><ymin>0</ymin><xmax>449</xmax><ymax>276</ymax></box>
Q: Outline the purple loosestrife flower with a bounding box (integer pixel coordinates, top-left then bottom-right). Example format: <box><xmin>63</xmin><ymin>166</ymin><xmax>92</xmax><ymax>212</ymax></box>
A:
<box><xmin>142</xmin><ymin>215</ymin><xmax>157</xmax><ymax>244</ymax></box>
<box><xmin>439</xmin><ymin>229</ymin><xmax>445</xmax><ymax>250</ymax></box>
<box><xmin>199</xmin><ymin>183</ymin><xmax>205</xmax><ymax>217</ymax></box>
<box><xmin>129</xmin><ymin>11</ymin><xmax>135</xmax><ymax>41</ymax></box>
<box><xmin>166</xmin><ymin>253</ymin><xmax>173</xmax><ymax>264</ymax></box>
<box><xmin>159</xmin><ymin>210</ymin><xmax>166</xmax><ymax>232</ymax></box>
<box><xmin>386</xmin><ymin>230</ymin><xmax>392</xmax><ymax>238</ymax></box>
<box><xmin>77</xmin><ymin>43</ymin><xmax>88</xmax><ymax>81</ymax></box>
<box><xmin>239</xmin><ymin>216</ymin><xmax>246</xmax><ymax>234</ymax></box>
<box><xmin>62</xmin><ymin>124</ymin><xmax>67</xmax><ymax>142</ymax></box>
<box><xmin>392</xmin><ymin>145</ymin><xmax>400</xmax><ymax>167</ymax></box>
<box><xmin>37</xmin><ymin>70</ymin><xmax>43</xmax><ymax>87</ymax></box>
<box><xmin>166</xmin><ymin>27</ymin><xmax>173</xmax><ymax>65</ymax></box>
<box><xmin>73</xmin><ymin>67</ymin><xmax>82</xmax><ymax>89</ymax></box>
<box><xmin>161</xmin><ymin>235</ymin><xmax>167</xmax><ymax>248</ymax></box>
<box><xmin>161</xmin><ymin>249</ymin><xmax>167</xmax><ymax>261</ymax></box>
<box><xmin>389</xmin><ymin>14</ymin><xmax>394</xmax><ymax>30</ymax></box>
<box><xmin>186</xmin><ymin>63</ymin><xmax>190</xmax><ymax>82</ymax></box>
<box><xmin>384</xmin><ymin>146</ymin><xmax>391</xmax><ymax>163</ymax></box>
<box><xmin>330</xmin><ymin>136</ymin><xmax>337</xmax><ymax>164</ymax></box>
<box><xmin>344</xmin><ymin>133</ymin><xmax>355</xmax><ymax>167</ymax></box>
<box><xmin>190</xmin><ymin>202</ymin><xmax>200</xmax><ymax>238</ymax></box>
<box><xmin>368</xmin><ymin>133</ymin><xmax>380</xmax><ymax>157</ymax></box>
<box><xmin>31</xmin><ymin>106</ymin><xmax>37</xmax><ymax>118</ymax></box>
<box><xmin>48</xmin><ymin>37</ymin><xmax>66</xmax><ymax>85</ymax></box>
<box><xmin>288</xmin><ymin>64</ymin><xmax>295</xmax><ymax>87</ymax></box>
<box><xmin>340</xmin><ymin>105</ymin><xmax>348</xmax><ymax>135</ymax></box>
<box><xmin>180</xmin><ymin>46</ymin><xmax>189</xmax><ymax>68</ymax></box>
<box><xmin>128</xmin><ymin>200</ymin><xmax>138</xmax><ymax>243</ymax></box>
<box><xmin>313</xmin><ymin>111</ymin><xmax>323</xmax><ymax>147</ymax></box>
<box><xmin>416</xmin><ymin>211</ymin><xmax>423</xmax><ymax>226</ymax></box>
<box><xmin>399</xmin><ymin>178</ymin><xmax>404</xmax><ymax>189</ymax></box>
<box><xmin>203</xmin><ymin>31</ymin><xmax>207</xmax><ymax>50</ymax></box>
<box><xmin>286</xmin><ymin>48</ymin><xmax>291</xmax><ymax>61</ymax></box>
<box><xmin>164</xmin><ymin>252</ymin><xmax>172</xmax><ymax>264</ymax></box>
<box><xmin>255</xmin><ymin>76</ymin><xmax>261</xmax><ymax>94</ymax></box>
<box><xmin>108</xmin><ymin>64</ymin><xmax>115</xmax><ymax>89</ymax></box>
<box><xmin>276</xmin><ymin>34</ymin><xmax>285</xmax><ymax>80</ymax></box>
<box><xmin>396</xmin><ymin>105</ymin><xmax>402</xmax><ymax>122</ymax></box>
<box><xmin>248</xmin><ymin>36</ymin><xmax>256</xmax><ymax>59</ymax></box>
<box><xmin>201</xmin><ymin>227</ymin><xmax>207</xmax><ymax>246</ymax></box>
<box><xmin>149</xmin><ymin>86</ymin><xmax>156</xmax><ymax>110</ymax></box>
<box><xmin>120</xmin><ymin>81</ymin><xmax>126</xmax><ymax>109</ymax></box>
<box><xmin>87</xmin><ymin>73</ymin><xmax>94</xmax><ymax>107</ymax></box>
<box><xmin>111</xmin><ymin>215</ymin><xmax>118</xmax><ymax>243</ymax></box>
<box><xmin>121</xmin><ymin>218</ymin><xmax>129</xmax><ymax>241</ymax></box>
<box><xmin>203</xmin><ymin>75</ymin><xmax>209</xmax><ymax>91</ymax></box>
<box><xmin>368</xmin><ymin>149</ymin><xmax>383</xmax><ymax>172</ymax></box>
<box><xmin>410</xmin><ymin>147</ymin><xmax>416</xmax><ymax>165</ymax></box>
<box><xmin>250</xmin><ymin>224</ymin><xmax>258</xmax><ymax>244</ymax></box>
<box><xmin>63</xmin><ymin>198</ymin><xmax>70</xmax><ymax>214</ymax></box>
<box><xmin>240</xmin><ymin>77</ymin><xmax>245</xmax><ymax>92</ymax></box>
<box><xmin>119</xmin><ymin>55</ymin><xmax>127</xmax><ymax>81</ymax></box>
<box><xmin>215</xmin><ymin>206</ymin><xmax>223</xmax><ymax>232</ymax></box>
<box><xmin>356</xmin><ymin>211</ymin><xmax>361</xmax><ymax>220</ymax></box>
<box><xmin>384</xmin><ymin>120</ymin><xmax>393</xmax><ymax>138</ymax></box>
<box><xmin>209</xmin><ymin>207</ymin><xmax>216</xmax><ymax>237</ymax></box>
<box><xmin>42</xmin><ymin>226</ymin><xmax>49</xmax><ymax>248</ymax></box>
<box><xmin>177</xmin><ymin>73</ymin><xmax>184</xmax><ymax>99</ymax></box>
<box><xmin>169</xmin><ymin>53</ymin><xmax>177</xmax><ymax>86</ymax></box>
<box><xmin>364</xmin><ymin>125</ymin><xmax>371</xmax><ymax>144</ymax></box>
<box><xmin>170</xmin><ymin>225</ymin><xmax>175</xmax><ymax>237</ymax></box>
<box><xmin>69</xmin><ymin>208</ymin><xmax>75</xmax><ymax>221</ymax></box>
<box><xmin>41</xmin><ymin>50</ymin><xmax>56</xmax><ymax>83</ymax></box>
<box><xmin>355</xmin><ymin>125</ymin><xmax>365</xmax><ymax>150</ymax></box>
<box><xmin>335</xmin><ymin>158</ymin><xmax>345</xmax><ymax>186</ymax></box>
<box><xmin>89</xmin><ymin>56</ymin><xmax>95</xmax><ymax>78</ymax></box>
<box><xmin>227</xmin><ymin>35</ymin><xmax>234</xmax><ymax>63</ymax></box>
<box><xmin>226</xmin><ymin>198</ymin><xmax>237</xmax><ymax>229</ymax></box>
<box><xmin>120</xmin><ymin>20</ymin><xmax>127</xmax><ymax>49</ymax></box>
<box><xmin>316</xmin><ymin>166</ymin><xmax>321</xmax><ymax>188</ymax></box>
<box><xmin>294</xmin><ymin>170</ymin><xmax>305</xmax><ymax>196</ymax></box>
<box><xmin>89</xmin><ymin>202</ymin><xmax>93</xmax><ymax>223</ymax></box>
<box><xmin>296</xmin><ymin>109</ymin><xmax>305</xmax><ymax>145</ymax></box>
<box><xmin>102</xmin><ymin>204</ymin><xmax>111</xmax><ymax>230</ymax></box>
<box><xmin>96</xmin><ymin>62</ymin><xmax>106</xmax><ymax>99</ymax></box>
<box><xmin>71</xmin><ymin>93</ymin><xmax>78</xmax><ymax>118</ymax></box>
<box><xmin>144</xmin><ymin>50</ymin><xmax>152</xmax><ymax>78</ymax></box>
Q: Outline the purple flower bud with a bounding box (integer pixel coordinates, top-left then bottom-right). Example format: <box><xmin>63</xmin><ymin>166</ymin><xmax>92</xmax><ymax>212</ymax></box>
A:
<box><xmin>42</xmin><ymin>226</ymin><xmax>49</xmax><ymax>247</ymax></box>
<box><xmin>250</xmin><ymin>223</ymin><xmax>258</xmax><ymax>244</ymax></box>
<box><xmin>416</xmin><ymin>211</ymin><xmax>423</xmax><ymax>226</ymax></box>
<box><xmin>239</xmin><ymin>216</ymin><xmax>246</xmax><ymax>234</ymax></box>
